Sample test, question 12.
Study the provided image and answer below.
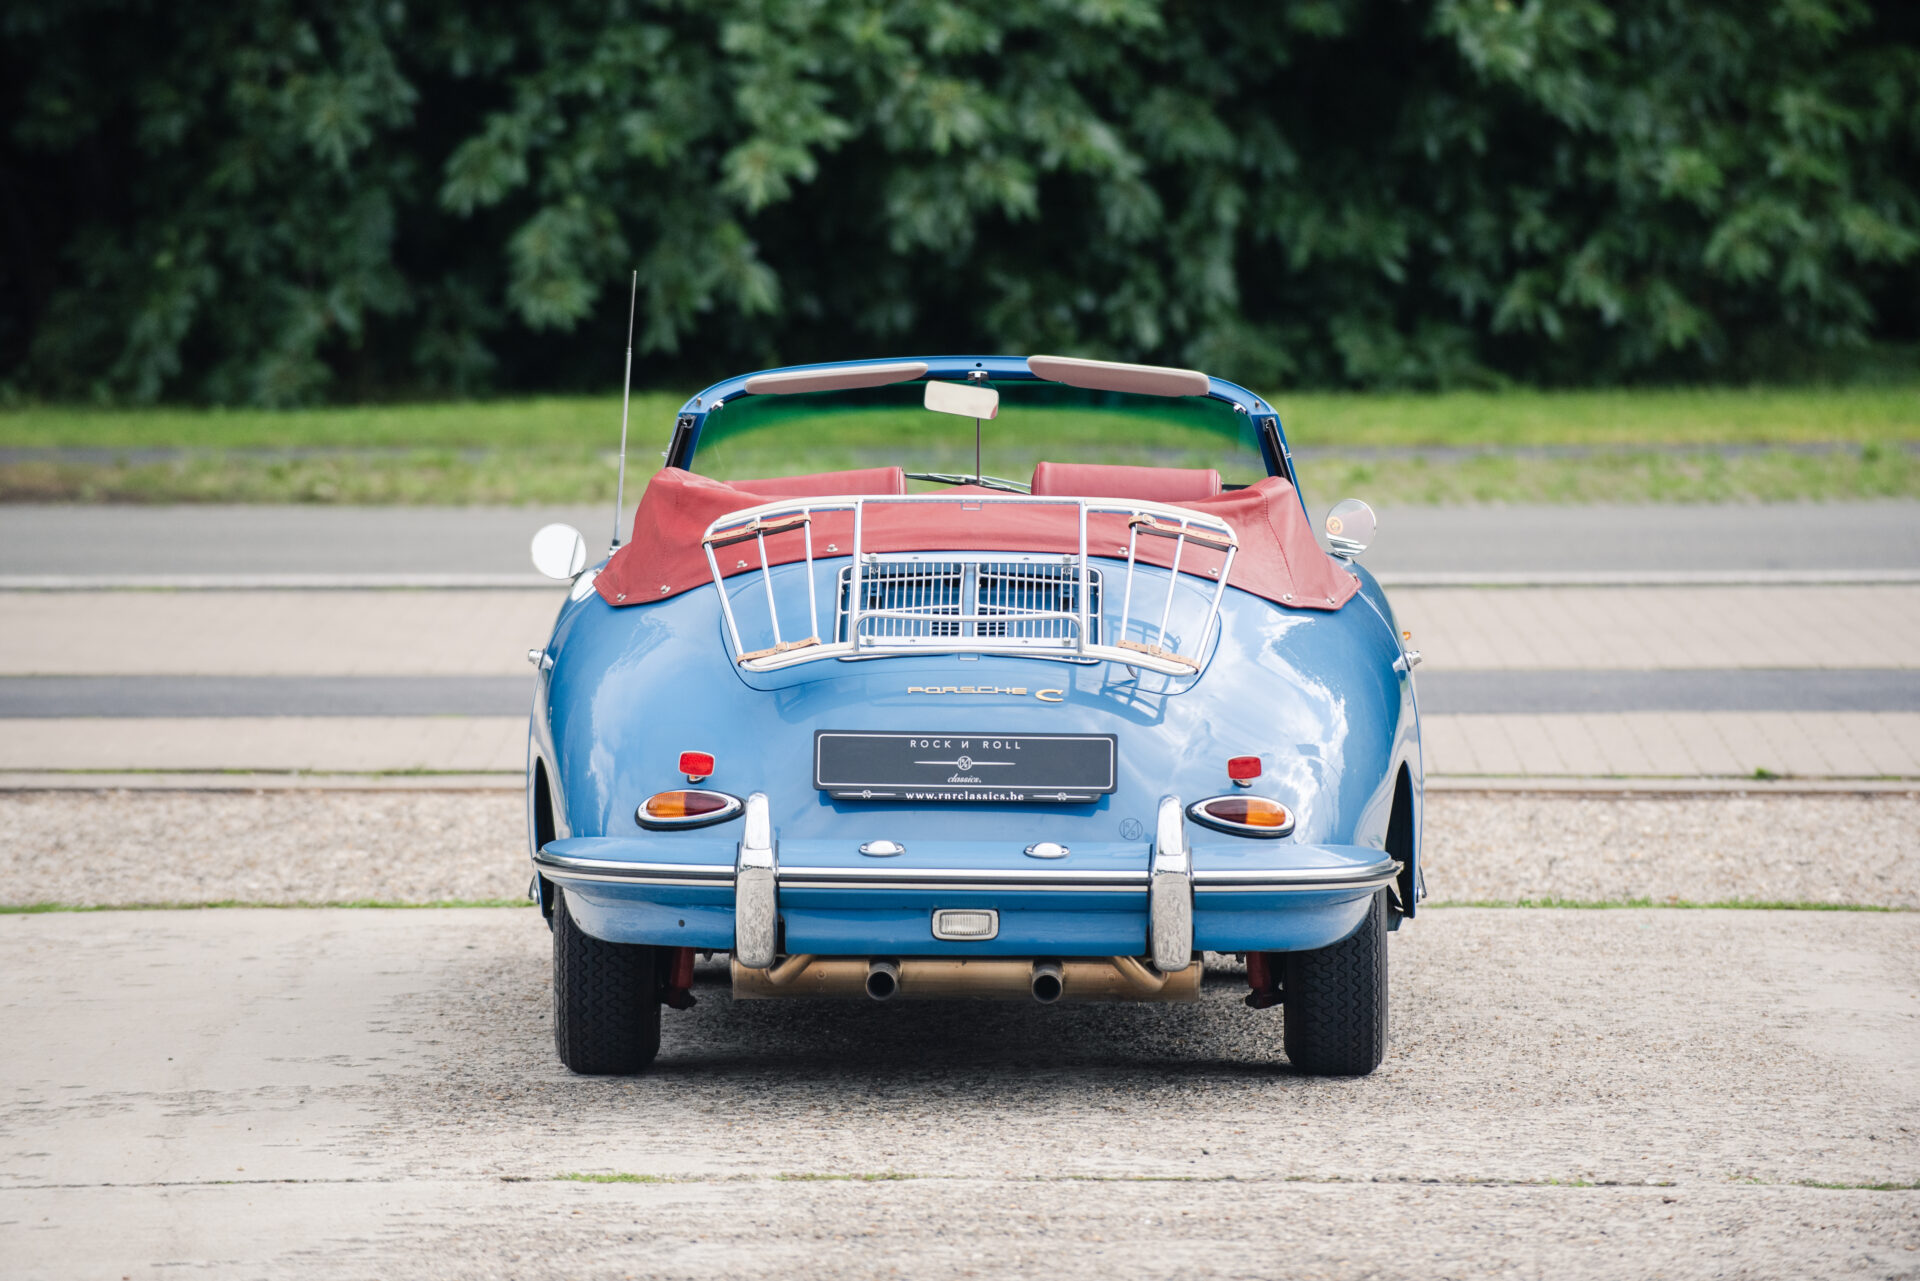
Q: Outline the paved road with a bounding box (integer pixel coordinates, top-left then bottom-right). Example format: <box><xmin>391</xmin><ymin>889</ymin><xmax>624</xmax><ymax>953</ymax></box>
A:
<box><xmin>5</xmin><ymin>669</ymin><xmax>1920</xmax><ymax>716</ymax></box>
<box><xmin>2</xmin><ymin>907</ymin><xmax>1913</xmax><ymax>1279</ymax></box>
<box><xmin>4</xmin><ymin>501</ymin><xmax>1917</xmax><ymax>576</ymax></box>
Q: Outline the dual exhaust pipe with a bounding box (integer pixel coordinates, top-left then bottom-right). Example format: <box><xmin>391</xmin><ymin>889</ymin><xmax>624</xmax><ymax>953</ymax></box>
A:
<box><xmin>734</xmin><ymin>954</ymin><xmax>1199</xmax><ymax>1003</ymax></box>
<box><xmin>865</xmin><ymin>958</ymin><xmax>1064</xmax><ymax>1004</ymax></box>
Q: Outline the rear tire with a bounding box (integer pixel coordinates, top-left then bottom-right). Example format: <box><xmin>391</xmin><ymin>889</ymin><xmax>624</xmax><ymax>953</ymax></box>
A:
<box><xmin>552</xmin><ymin>887</ymin><xmax>661</xmax><ymax>1074</ymax></box>
<box><xmin>1281</xmin><ymin>890</ymin><xmax>1389</xmax><ymax>1076</ymax></box>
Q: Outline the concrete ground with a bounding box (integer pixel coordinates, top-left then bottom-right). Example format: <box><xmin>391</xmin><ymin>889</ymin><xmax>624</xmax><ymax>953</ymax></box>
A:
<box><xmin>2</xmin><ymin>907</ymin><xmax>1914</xmax><ymax>1279</ymax></box>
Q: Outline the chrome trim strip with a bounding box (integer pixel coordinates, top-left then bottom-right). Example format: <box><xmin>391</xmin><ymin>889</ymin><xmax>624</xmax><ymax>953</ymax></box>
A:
<box><xmin>1149</xmin><ymin>795</ymin><xmax>1193</xmax><ymax>972</ymax></box>
<box><xmin>537</xmin><ymin>868</ymin><xmax>730</xmax><ymax>887</ymax></box>
<box><xmin>1193</xmin><ymin>858</ymin><xmax>1400</xmax><ymax>893</ymax></box>
<box><xmin>534</xmin><ymin>849</ymin><xmax>1396</xmax><ymax>894</ymax></box>
<box><xmin>534</xmin><ymin>849</ymin><xmax>732</xmax><ymax>887</ymax></box>
<box><xmin>777</xmin><ymin>865</ymin><xmax>1143</xmax><ymax>883</ymax></box>
<box><xmin>780</xmin><ymin>867</ymin><xmax>1144</xmax><ymax>893</ymax></box>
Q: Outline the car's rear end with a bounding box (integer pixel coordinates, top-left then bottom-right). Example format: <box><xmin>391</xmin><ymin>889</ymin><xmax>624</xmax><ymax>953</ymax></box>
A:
<box><xmin>526</xmin><ymin>357</ymin><xmax>1422</xmax><ymax>1077</ymax></box>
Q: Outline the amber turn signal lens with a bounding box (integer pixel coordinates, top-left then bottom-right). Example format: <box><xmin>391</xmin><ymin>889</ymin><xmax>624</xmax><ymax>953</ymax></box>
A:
<box><xmin>637</xmin><ymin>789</ymin><xmax>743</xmax><ymax>829</ymax></box>
<box><xmin>1188</xmin><ymin>795</ymin><xmax>1295</xmax><ymax>838</ymax></box>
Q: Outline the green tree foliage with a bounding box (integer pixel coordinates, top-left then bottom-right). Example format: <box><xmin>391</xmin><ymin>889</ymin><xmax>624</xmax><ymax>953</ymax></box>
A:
<box><xmin>3</xmin><ymin>0</ymin><xmax>1915</xmax><ymax>403</ymax></box>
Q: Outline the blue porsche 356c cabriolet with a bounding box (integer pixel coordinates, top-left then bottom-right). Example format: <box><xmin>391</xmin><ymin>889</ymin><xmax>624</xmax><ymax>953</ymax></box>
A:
<box><xmin>524</xmin><ymin>354</ymin><xmax>1423</xmax><ymax>1076</ymax></box>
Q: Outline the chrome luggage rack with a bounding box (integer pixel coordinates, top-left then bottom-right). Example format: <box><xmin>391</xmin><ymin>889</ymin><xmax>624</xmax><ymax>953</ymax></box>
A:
<box><xmin>700</xmin><ymin>494</ymin><xmax>1238</xmax><ymax>675</ymax></box>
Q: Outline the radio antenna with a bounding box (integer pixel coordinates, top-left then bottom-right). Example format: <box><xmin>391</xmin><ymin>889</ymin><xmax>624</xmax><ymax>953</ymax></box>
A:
<box><xmin>609</xmin><ymin>270</ymin><xmax>639</xmax><ymax>552</ymax></box>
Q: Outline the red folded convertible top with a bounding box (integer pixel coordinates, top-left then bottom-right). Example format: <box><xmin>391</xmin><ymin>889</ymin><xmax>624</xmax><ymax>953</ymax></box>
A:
<box><xmin>594</xmin><ymin>469</ymin><xmax>1358</xmax><ymax>611</ymax></box>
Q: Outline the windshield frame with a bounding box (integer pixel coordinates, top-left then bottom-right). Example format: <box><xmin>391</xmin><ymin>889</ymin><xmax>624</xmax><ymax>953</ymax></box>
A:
<box><xmin>661</xmin><ymin>355</ymin><xmax>1302</xmax><ymax>511</ymax></box>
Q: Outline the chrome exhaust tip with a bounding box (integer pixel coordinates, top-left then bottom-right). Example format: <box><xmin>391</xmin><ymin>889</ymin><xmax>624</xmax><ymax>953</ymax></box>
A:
<box><xmin>1030</xmin><ymin>960</ymin><xmax>1064</xmax><ymax>1004</ymax></box>
<box><xmin>865</xmin><ymin>959</ymin><xmax>901</xmax><ymax>1001</ymax></box>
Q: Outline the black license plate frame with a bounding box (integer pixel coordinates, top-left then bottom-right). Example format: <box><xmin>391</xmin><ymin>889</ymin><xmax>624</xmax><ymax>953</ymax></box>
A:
<box><xmin>813</xmin><ymin>731</ymin><xmax>1117</xmax><ymax>803</ymax></box>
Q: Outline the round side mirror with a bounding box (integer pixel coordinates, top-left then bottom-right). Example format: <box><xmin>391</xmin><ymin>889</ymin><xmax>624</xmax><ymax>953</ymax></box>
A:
<box><xmin>530</xmin><ymin>523</ymin><xmax>589</xmax><ymax>581</ymax></box>
<box><xmin>1324</xmin><ymin>499</ymin><xmax>1376</xmax><ymax>560</ymax></box>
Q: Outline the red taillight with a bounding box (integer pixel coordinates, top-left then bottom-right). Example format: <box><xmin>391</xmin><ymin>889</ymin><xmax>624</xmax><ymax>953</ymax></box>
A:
<box><xmin>1188</xmin><ymin>795</ymin><xmax>1294</xmax><ymax>838</ymax></box>
<box><xmin>678</xmin><ymin>750</ymin><xmax>715</xmax><ymax>781</ymax></box>
<box><xmin>1226</xmin><ymin>755</ymin><xmax>1262</xmax><ymax>782</ymax></box>
<box><xmin>637</xmin><ymin>789</ymin><xmax>742</xmax><ymax>829</ymax></box>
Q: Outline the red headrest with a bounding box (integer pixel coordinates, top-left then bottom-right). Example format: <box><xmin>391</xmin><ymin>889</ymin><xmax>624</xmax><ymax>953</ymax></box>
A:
<box><xmin>727</xmin><ymin>466</ymin><xmax>906</xmax><ymax>497</ymax></box>
<box><xmin>1029</xmin><ymin>462</ymin><xmax>1223</xmax><ymax>501</ymax></box>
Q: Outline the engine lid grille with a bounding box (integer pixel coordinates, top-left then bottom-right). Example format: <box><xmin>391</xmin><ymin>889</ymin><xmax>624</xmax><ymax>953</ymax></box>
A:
<box><xmin>836</xmin><ymin>557</ymin><xmax>1101</xmax><ymax>647</ymax></box>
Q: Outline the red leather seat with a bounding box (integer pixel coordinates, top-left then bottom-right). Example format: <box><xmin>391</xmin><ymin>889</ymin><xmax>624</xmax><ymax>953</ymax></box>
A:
<box><xmin>730</xmin><ymin>466</ymin><xmax>907</xmax><ymax>497</ymax></box>
<box><xmin>1029</xmin><ymin>462</ymin><xmax>1222</xmax><ymax>501</ymax></box>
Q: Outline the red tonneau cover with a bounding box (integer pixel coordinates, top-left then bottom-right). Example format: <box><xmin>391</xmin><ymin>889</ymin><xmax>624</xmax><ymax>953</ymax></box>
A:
<box><xmin>594</xmin><ymin>469</ymin><xmax>1358</xmax><ymax>611</ymax></box>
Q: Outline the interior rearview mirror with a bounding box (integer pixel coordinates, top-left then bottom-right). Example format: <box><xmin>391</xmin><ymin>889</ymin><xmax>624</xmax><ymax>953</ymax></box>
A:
<box><xmin>1324</xmin><ymin>499</ymin><xmax>1376</xmax><ymax>560</ymax></box>
<box><xmin>923</xmin><ymin>379</ymin><xmax>1000</xmax><ymax>420</ymax></box>
<box><xmin>530</xmin><ymin>523</ymin><xmax>589</xmax><ymax>580</ymax></box>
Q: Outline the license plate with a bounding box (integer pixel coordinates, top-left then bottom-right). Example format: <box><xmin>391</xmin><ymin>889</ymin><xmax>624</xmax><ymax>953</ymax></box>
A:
<box><xmin>814</xmin><ymin>731</ymin><xmax>1117</xmax><ymax>803</ymax></box>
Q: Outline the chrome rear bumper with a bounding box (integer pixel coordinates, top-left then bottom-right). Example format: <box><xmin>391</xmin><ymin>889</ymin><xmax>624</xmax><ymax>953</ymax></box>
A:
<box><xmin>532</xmin><ymin>793</ymin><xmax>1398</xmax><ymax>960</ymax></box>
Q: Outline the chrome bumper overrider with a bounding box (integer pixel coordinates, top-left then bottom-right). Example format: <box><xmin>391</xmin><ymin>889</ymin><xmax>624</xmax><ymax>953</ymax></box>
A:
<box><xmin>734</xmin><ymin>792</ymin><xmax>779</xmax><ymax>968</ymax></box>
<box><xmin>1150</xmin><ymin>794</ymin><xmax>1192</xmax><ymax>971</ymax></box>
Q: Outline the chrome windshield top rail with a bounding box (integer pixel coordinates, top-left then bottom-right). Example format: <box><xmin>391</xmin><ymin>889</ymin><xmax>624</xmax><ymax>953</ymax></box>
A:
<box><xmin>700</xmin><ymin>493</ymin><xmax>1238</xmax><ymax>676</ymax></box>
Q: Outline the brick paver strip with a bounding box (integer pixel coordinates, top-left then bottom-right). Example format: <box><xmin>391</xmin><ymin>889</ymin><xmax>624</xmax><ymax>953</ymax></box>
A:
<box><xmin>1394</xmin><ymin>584</ymin><xmax>1920</xmax><ymax>671</ymax></box>
<box><xmin>4</xmin><ymin>585</ymin><xmax>1919</xmax><ymax>677</ymax></box>
<box><xmin>0</xmin><ymin>716</ymin><xmax>529</xmax><ymax>773</ymax></box>
<box><xmin>1423</xmin><ymin>712</ymin><xmax>1920</xmax><ymax>779</ymax></box>
<box><xmin>0</xmin><ymin>590</ymin><xmax>561</xmax><ymax>676</ymax></box>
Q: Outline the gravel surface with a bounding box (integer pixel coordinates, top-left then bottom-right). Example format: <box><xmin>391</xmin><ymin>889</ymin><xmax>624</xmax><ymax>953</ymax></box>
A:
<box><xmin>3</xmin><ymin>790</ymin><xmax>1916</xmax><ymax>908</ymax></box>
<box><xmin>3</xmin><ymin>907</ymin><xmax>1915</xmax><ymax>1279</ymax></box>
<box><xmin>1</xmin><ymin>788</ymin><xmax>530</xmax><ymax>905</ymax></box>
<box><xmin>1423</xmin><ymin>791</ymin><xmax>1920</xmax><ymax>906</ymax></box>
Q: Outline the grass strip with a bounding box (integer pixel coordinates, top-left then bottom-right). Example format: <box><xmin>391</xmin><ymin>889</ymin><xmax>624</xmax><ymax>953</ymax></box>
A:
<box><xmin>1427</xmin><ymin>898</ymin><xmax>1904</xmax><ymax>911</ymax></box>
<box><xmin>775</xmin><ymin>1172</ymin><xmax>921</xmax><ymax>1182</ymax></box>
<box><xmin>549</xmin><ymin>1171</ymin><xmax>1919</xmax><ymax>1191</ymax></box>
<box><xmin>553</xmin><ymin>1173</ymin><xmax>677</xmax><ymax>1184</ymax></box>
<box><xmin>6</xmin><ymin>387</ymin><xmax>1916</xmax><ymax>450</ymax></box>
<box><xmin>3</xmin><ymin>386</ymin><xmax>1914</xmax><ymax>505</ymax></box>
<box><xmin>3</xmin><ymin>444</ymin><xmax>1914</xmax><ymax>505</ymax></box>
<box><xmin>0</xmin><ymin>898</ymin><xmax>533</xmax><ymax>914</ymax></box>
